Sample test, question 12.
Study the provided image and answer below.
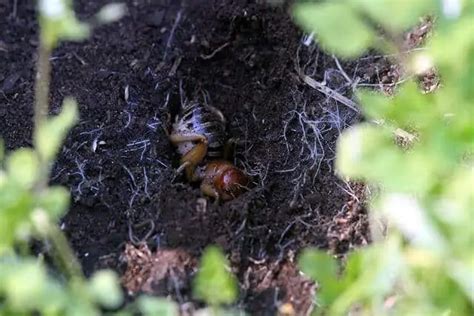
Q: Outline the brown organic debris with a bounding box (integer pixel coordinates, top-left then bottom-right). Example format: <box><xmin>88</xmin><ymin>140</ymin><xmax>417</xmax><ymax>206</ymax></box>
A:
<box><xmin>328</xmin><ymin>182</ymin><xmax>370</xmax><ymax>254</ymax></box>
<box><xmin>121</xmin><ymin>243</ymin><xmax>198</xmax><ymax>296</ymax></box>
<box><xmin>403</xmin><ymin>18</ymin><xmax>434</xmax><ymax>50</ymax></box>
<box><xmin>243</xmin><ymin>257</ymin><xmax>315</xmax><ymax>316</ymax></box>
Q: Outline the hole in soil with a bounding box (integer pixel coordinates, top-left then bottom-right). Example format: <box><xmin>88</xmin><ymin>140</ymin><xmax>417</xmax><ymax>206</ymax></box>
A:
<box><xmin>0</xmin><ymin>0</ymin><xmax>382</xmax><ymax>314</ymax></box>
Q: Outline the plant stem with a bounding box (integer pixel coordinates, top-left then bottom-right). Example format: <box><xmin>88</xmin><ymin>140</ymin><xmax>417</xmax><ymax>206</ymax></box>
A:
<box><xmin>33</xmin><ymin>39</ymin><xmax>83</xmax><ymax>282</ymax></box>
<box><xmin>47</xmin><ymin>222</ymin><xmax>84</xmax><ymax>280</ymax></box>
<box><xmin>34</xmin><ymin>42</ymin><xmax>52</xmax><ymax>191</ymax></box>
<box><xmin>34</xmin><ymin>42</ymin><xmax>52</xmax><ymax>133</ymax></box>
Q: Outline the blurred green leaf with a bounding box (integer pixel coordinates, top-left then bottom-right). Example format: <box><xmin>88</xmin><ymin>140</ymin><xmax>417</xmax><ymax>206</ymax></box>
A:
<box><xmin>0</xmin><ymin>183</ymin><xmax>33</xmax><ymax>250</ymax></box>
<box><xmin>35</xmin><ymin>97</ymin><xmax>78</xmax><ymax>163</ymax></box>
<box><xmin>341</xmin><ymin>251</ymin><xmax>364</xmax><ymax>285</ymax></box>
<box><xmin>358</xmin><ymin>82</ymin><xmax>436</xmax><ymax>130</ymax></box>
<box><xmin>4</xmin><ymin>260</ymin><xmax>46</xmax><ymax>311</ymax></box>
<box><xmin>448</xmin><ymin>259</ymin><xmax>474</xmax><ymax>304</ymax></box>
<box><xmin>293</xmin><ymin>2</ymin><xmax>373</xmax><ymax>57</ymax></box>
<box><xmin>352</xmin><ymin>0</ymin><xmax>435</xmax><ymax>32</ymax></box>
<box><xmin>356</xmin><ymin>89</ymin><xmax>391</xmax><ymax>120</ymax></box>
<box><xmin>431</xmin><ymin>17</ymin><xmax>474</xmax><ymax>78</ymax></box>
<box><xmin>330</xmin><ymin>238</ymin><xmax>403</xmax><ymax>315</ymax></box>
<box><xmin>38</xmin><ymin>0</ymin><xmax>90</xmax><ymax>48</ymax></box>
<box><xmin>193</xmin><ymin>246</ymin><xmax>238</xmax><ymax>306</ymax></box>
<box><xmin>298</xmin><ymin>249</ymin><xmax>342</xmax><ymax>306</ymax></box>
<box><xmin>38</xmin><ymin>186</ymin><xmax>70</xmax><ymax>219</ymax></box>
<box><xmin>65</xmin><ymin>300</ymin><xmax>99</xmax><ymax>316</ymax></box>
<box><xmin>6</xmin><ymin>148</ymin><xmax>40</xmax><ymax>189</ymax></box>
<box><xmin>137</xmin><ymin>296</ymin><xmax>178</xmax><ymax>316</ymax></box>
<box><xmin>299</xmin><ymin>249</ymin><xmax>337</xmax><ymax>285</ymax></box>
<box><xmin>335</xmin><ymin>123</ymin><xmax>391</xmax><ymax>179</ymax></box>
<box><xmin>336</xmin><ymin>123</ymin><xmax>436</xmax><ymax>193</ymax></box>
<box><xmin>442</xmin><ymin>167</ymin><xmax>474</xmax><ymax>224</ymax></box>
<box><xmin>390</xmin><ymin>82</ymin><xmax>435</xmax><ymax>129</ymax></box>
<box><xmin>38</xmin><ymin>278</ymin><xmax>70</xmax><ymax>314</ymax></box>
<box><xmin>88</xmin><ymin>270</ymin><xmax>123</xmax><ymax>309</ymax></box>
<box><xmin>113</xmin><ymin>312</ymin><xmax>133</xmax><ymax>316</ymax></box>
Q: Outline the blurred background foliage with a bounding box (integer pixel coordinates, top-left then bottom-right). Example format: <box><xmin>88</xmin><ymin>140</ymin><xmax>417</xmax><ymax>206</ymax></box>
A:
<box><xmin>294</xmin><ymin>0</ymin><xmax>473</xmax><ymax>315</ymax></box>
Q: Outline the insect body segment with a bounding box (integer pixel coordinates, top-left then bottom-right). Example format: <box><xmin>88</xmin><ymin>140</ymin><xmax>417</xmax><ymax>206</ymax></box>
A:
<box><xmin>199</xmin><ymin>161</ymin><xmax>249</xmax><ymax>201</ymax></box>
<box><xmin>172</xmin><ymin>102</ymin><xmax>226</xmax><ymax>158</ymax></box>
<box><xmin>168</xmin><ymin>101</ymin><xmax>249</xmax><ymax>201</ymax></box>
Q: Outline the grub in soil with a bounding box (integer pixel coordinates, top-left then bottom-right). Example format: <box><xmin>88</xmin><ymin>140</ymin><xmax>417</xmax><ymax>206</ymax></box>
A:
<box><xmin>0</xmin><ymin>0</ymin><xmax>381</xmax><ymax>313</ymax></box>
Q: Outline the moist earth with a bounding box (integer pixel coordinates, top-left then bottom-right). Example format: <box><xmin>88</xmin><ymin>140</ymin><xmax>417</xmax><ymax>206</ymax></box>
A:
<box><xmin>0</xmin><ymin>0</ymin><xmax>377</xmax><ymax>314</ymax></box>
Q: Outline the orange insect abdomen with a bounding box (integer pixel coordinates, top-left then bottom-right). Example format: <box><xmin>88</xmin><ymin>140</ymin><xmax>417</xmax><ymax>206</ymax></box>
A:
<box><xmin>206</xmin><ymin>161</ymin><xmax>249</xmax><ymax>200</ymax></box>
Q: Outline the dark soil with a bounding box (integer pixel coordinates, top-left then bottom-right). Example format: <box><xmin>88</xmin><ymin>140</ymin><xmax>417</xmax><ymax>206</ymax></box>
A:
<box><xmin>0</xmin><ymin>0</ymin><xmax>377</xmax><ymax>314</ymax></box>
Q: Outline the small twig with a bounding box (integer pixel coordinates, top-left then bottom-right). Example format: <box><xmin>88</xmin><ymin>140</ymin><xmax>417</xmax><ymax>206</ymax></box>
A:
<box><xmin>357</xmin><ymin>47</ymin><xmax>427</xmax><ymax>61</ymax></box>
<box><xmin>11</xmin><ymin>0</ymin><xmax>18</xmax><ymax>18</ymax></box>
<box><xmin>72</xmin><ymin>52</ymin><xmax>87</xmax><ymax>66</ymax></box>
<box><xmin>179</xmin><ymin>79</ymin><xmax>186</xmax><ymax>107</ymax></box>
<box><xmin>200</xmin><ymin>42</ymin><xmax>230</xmax><ymax>60</ymax></box>
<box><xmin>143</xmin><ymin>167</ymin><xmax>150</xmax><ymax>198</ymax></box>
<box><xmin>297</xmin><ymin>72</ymin><xmax>360</xmax><ymax>113</ymax></box>
<box><xmin>168</xmin><ymin>56</ymin><xmax>182</xmax><ymax>76</ymax></box>
<box><xmin>162</xmin><ymin>9</ymin><xmax>183</xmax><ymax>62</ymax></box>
<box><xmin>356</xmin><ymin>76</ymin><xmax>412</xmax><ymax>88</ymax></box>
<box><xmin>332</xmin><ymin>55</ymin><xmax>352</xmax><ymax>85</ymax></box>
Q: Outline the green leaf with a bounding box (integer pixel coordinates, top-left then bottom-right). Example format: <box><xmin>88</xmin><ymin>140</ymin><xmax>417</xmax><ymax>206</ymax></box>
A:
<box><xmin>35</xmin><ymin>97</ymin><xmax>78</xmax><ymax>163</ymax></box>
<box><xmin>293</xmin><ymin>2</ymin><xmax>374</xmax><ymax>57</ymax></box>
<box><xmin>377</xmin><ymin>194</ymin><xmax>447</xmax><ymax>251</ymax></box>
<box><xmin>352</xmin><ymin>0</ymin><xmax>435</xmax><ymax>32</ymax></box>
<box><xmin>341</xmin><ymin>251</ymin><xmax>364</xmax><ymax>285</ymax></box>
<box><xmin>39</xmin><ymin>0</ymin><xmax>90</xmax><ymax>48</ymax></box>
<box><xmin>336</xmin><ymin>123</ymin><xmax>392</xmax><ymax>179</ymax></box>
<box><xmin>356</xmin><ymin>89</ymin><xmax>391</xmax><ymax>120</ymax></box>
<box><xmin>299</xmin><ymin>249</ymin><xmax>337</xmax><ymax>285</ymax></box>
<box><xmin>38</xmin><ymin>186</ymin><xmax>70</xmax><ymax>219</ymax></box>
<box><xmin>4</xmin><ymin>260</ymin><xmax>46</xmax><ymax>311</ymax></box>
<box><xmin>193</xmin><ymin>246</ymin><xmax>238</xmax><ymax>306</ymax></box>
<box><xmin>431</xmin><ymin>16</ymin><xmax>474</xmax><ymax>77</ymax></box>
<box><xmin>137</xmin><ymin>296</ymin><xmax>178</xmax><ymax>316</ymax></box>
<box><xmin>0</xmin><ymin>183</ymin><xmax>34</xmax><ymax>249</ymax></box>
<box><xmin>442</xmin><ymin>167</ymin><xmax>474</xmax><ymax>226</ymax></box>
<box><xmin>65</xmin><ymin>300</ymin><xmax>98</xmax><ymax>316</ymax></box>
<box><xmin>6</xmin><ymin>148</ymin><xmax>40</xmax><ymax>189</ymax></box>
<box><xmin>329</xmin><ymin>238</ymin><xmax>403</xmax><ymax>315</ymax></box>
<box><xmin>298</xmin><ymin>249</ymin><xmax>342</xmax><ymax>306</ymax></box>
<box><xmin>336</xmin><ymin>123</ymin><xmax>436</xmax><ymax>193</ymax></box>
<box><xmin>38</xmin><ymin>278</ymin><xmax>70</xmax><ymax>314</ymax></box>
<box><xmin>390</xmin><ymin>82</ymin><xmax>435</xmax><ymax>129</ymax></box>
<box><xmin>88</xmin><ymin>270</ymin><xmax>123</xmax><ymax>309</ymax></box>
<box><xmin>358</xmin><ymin>81</ymin><xmax>435</xmax><ymax>130</ymax></box>
<box><xmin>357</xmin><ymin>238</ymin><xmax>403</xmax><ymax>295</ymax></box>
